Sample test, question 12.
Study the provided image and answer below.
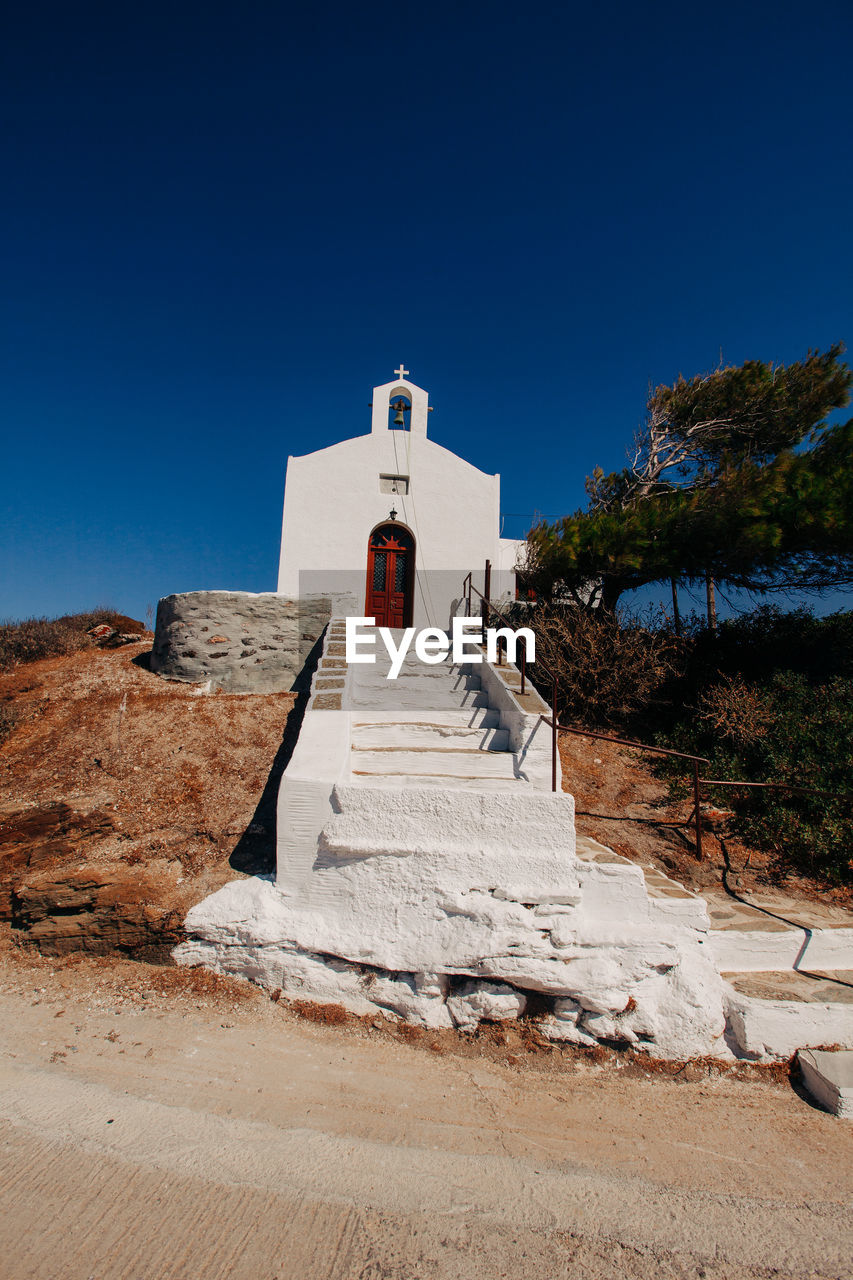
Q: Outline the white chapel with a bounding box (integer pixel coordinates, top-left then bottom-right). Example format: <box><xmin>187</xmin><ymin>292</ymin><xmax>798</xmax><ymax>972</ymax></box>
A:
<box><xmin>277</xmin><ymin>367</ymin><xmax>523</xmax><ymax>629</ymax></box>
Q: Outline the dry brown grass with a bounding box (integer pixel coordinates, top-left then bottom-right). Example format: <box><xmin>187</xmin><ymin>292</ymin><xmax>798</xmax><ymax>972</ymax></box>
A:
<box><xmin>289</xmin><ymin>999</ymin><xmax>351</xmax><ymax>1025</ymax></box>
<box><xmin>0</xmin><ymin>704</ymin><xmax>17</xmax><ymax>745</ymax></box>
<box><xmin>0</xmin><ymin>610</ymin><xmax>145</xmax><ymax>671</ymax></box>
<box><xmin>0</xmin><ymin>640</ymin><xmax>300</xmax><ymax>944</ymax></box>
<box><xmin>149</xmin><ymin>965</ymin><xmax>259</xmax><ymax>1002</ymax></box>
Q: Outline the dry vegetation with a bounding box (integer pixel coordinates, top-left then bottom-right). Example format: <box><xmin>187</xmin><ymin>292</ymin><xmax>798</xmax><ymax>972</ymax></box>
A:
<box><xmin>0</xmin><ymin>609</ymin><xmax>144</xmax><ymax>671</ymax></box>
<box><xmin>0</xmin><ymin>630</ymin><xmax>300</xmax><ymax>953</ymax></box>
<box><xmin>518</xmin><ymin>602</ymin><xmax>853</xmax><ymax>891</ymax></box>
<box><xmin>522</xmin><ymin>603</ymin><xmax>685</xmax><ymax>724</ymax></box>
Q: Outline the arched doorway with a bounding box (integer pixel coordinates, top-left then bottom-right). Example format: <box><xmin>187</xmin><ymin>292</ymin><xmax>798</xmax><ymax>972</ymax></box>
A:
<box><xmin>365</xmin><ymin>522</ymin><xmax>415</xmax><ymax>628</ymax></box>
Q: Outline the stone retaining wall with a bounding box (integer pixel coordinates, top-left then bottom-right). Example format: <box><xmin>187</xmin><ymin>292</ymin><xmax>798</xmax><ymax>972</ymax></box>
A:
<box><xmin>150</xmin><ymin>590</ymin><xmax>354</xmax><ymax>693</ymax></box>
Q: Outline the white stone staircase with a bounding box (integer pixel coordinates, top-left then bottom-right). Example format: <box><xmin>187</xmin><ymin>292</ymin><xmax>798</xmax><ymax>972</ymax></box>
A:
<box><xmin>179</xmin><ymin>616</ymin><xmax>853</xmax><ymax>1065</ymax></box>
<box><xmin>348</xmin><ymin>645</ymin><xmax>532</xmax><ymax>789</ymax></box>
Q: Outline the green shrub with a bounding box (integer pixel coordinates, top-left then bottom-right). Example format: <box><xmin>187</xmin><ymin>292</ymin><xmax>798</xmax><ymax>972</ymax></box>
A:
<box><xmin>685</xmin><ymin>605</ymin><xmax>853</xmax><ymax>689</ymax></box>
<box><xmin>718</xmin><ymin>673</ymin><xmax>852</xmax><ymax>882</ymax></box>
<box><xmin>660</xmin><ymin>666</ymin><xmax>853</xmax><ymax>883</ymax></box>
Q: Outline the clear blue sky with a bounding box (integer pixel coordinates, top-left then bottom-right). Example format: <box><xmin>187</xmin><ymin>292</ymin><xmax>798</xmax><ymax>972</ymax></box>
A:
<box><xmin>2</xmin><ymin>0</ymin><xmax>851</xmax><ymax>623</ymax></box>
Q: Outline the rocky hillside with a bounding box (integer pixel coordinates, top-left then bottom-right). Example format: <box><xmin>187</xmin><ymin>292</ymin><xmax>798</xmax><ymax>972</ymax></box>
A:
<box><xmin>3</xmin><ymin>618</ymin><xmax>844</xmax><ymax>967</ymax></box>
<box><xmin>0</xmin><ymin>634</ymin><xmax>298</xmax><ymax>959</ymax></box>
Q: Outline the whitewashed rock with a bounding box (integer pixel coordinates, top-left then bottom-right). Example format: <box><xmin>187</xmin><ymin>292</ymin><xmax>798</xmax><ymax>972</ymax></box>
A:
<box><xmin>447</xmin><ymin>982</ymin><xmax>527</xmax><ymax>1030</ymax></box>
<box><xmin>612</xmin><ymin>958</ymin><xmax>730</xmax><ymax>1059</ymax></box>
<box><xmin>582</xmin><ymin>1011</ymin><xmax>640</xmax><ymax>1045</ymax></box>
<box><xmin>540</xmin><ymin>1020</ymin><xmax>599</xmax><ymax>1045</ymax></box>
<box><xmin>361</xmin><ymin>972</ymin><xmax>454</xmax><ymax>1028</ymax></box>
<box><xmin>539</xmin><ymin>999</ymin><xmax>598</xmax><ymax>1045</ymax></box>
<box><xmin>178</xmin><ymin>871</ymin><xmax>727</xmax><ymax>1058</ymax></box>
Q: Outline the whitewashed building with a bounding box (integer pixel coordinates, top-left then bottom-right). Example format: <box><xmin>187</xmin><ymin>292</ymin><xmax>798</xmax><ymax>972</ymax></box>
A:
<box><xmin>277</xmin><ymin>367</ymin><xmax>523</xmax><ymax>629</ymax></box>
<box><xmin>151</xmin><ymin>366</ymin><xmax>526</xmax><ymax>694</ymax></box>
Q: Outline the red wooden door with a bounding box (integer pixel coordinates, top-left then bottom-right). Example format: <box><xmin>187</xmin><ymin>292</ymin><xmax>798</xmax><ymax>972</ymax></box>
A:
<box><xmin>366</xmin><ymin>524</ymin><xmax>414</xmax><ymax>628</ymax></box>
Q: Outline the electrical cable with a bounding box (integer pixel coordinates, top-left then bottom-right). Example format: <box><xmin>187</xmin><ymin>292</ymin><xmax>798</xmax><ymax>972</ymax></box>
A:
<box><xmin>390</xmin><ymin>388</ymin><xmax>438</xmax><ymax>624</ymax></box>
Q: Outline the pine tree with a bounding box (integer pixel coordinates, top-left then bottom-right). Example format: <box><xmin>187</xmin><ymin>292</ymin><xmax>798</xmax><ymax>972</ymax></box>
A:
<box><xmin>525</xmin><ymin>348</ymin><xmax>853</xmax><ymax>611</ymax></box>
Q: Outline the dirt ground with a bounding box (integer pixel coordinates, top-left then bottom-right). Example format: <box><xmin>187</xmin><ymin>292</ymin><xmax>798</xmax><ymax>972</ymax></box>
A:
<box><xmin>0</xmin><ymin>638</ymin><xmax>300</xmax><ymax>881</ymax></box>
<box><xmin>1</xmin><ymin>944</ymin><xmax>852</xmax><ymax>1280</ymax></box>
<box><xmin>0</xmin><ymin>640</ymin><xmax>300</xmax><ymax>953</ymax></box>
<box><xmin>2</xmin><ymin>638</ymin><xmax>853</xmax><ymax>1277</ymax></box>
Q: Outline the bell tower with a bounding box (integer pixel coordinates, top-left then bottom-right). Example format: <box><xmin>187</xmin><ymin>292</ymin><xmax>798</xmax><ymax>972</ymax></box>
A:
<box><xmin>370</xmin><ymin>365</ymin><xmax>430</xmax><ymax>437</ymax></box>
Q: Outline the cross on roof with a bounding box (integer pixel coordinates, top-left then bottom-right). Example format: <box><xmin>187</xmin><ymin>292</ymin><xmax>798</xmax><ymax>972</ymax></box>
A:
<box><xmin>394</xmin><ymin>364</ymin><xmax>409</xmax><ymax>381</ymax></box>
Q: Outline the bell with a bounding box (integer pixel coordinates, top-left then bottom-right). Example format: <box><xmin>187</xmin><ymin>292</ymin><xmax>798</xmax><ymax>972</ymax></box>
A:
<box><xmin>391</xmin><ymin>397</ymin><xmax>409</xmax><ymax>428</ymax></box>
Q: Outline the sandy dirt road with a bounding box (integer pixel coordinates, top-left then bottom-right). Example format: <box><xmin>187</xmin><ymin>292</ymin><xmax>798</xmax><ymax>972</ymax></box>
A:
<box><xmin>1</xmin><ymin>952</ymin><xmax>851</xmax><ymax>1280</ymax></box>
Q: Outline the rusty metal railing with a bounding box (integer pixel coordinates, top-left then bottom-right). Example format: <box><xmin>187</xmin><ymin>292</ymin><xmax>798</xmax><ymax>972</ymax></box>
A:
<box><xmin>541</xmin><ymin>720</ymin><xmax>852</xmax><ymax>859</ymax></box>
<box><xmin>543</xmin><ymin>714</ymin><xmax>710</xmax><ymax>857</ymax></box>
<box><xmin>461</xmin><ymin>563</ymin><xmax>529</xmax><ymax>696</ymax></box>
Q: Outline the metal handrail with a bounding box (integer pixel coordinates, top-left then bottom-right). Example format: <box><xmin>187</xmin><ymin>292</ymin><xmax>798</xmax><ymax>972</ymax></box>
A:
<box><xmin>699</xmin><ymin>778</ymin><xmax>853</xmax><ymax>802</ymax></box>
<box><xmin>461</xmin><ymin>566</ymin><xmax>546</xmax><ymax>698</ymax></box>
<box><xmin>545</xmin><ymin>720</ymin><xmax>710</xmax><ymax>856</ymax></box>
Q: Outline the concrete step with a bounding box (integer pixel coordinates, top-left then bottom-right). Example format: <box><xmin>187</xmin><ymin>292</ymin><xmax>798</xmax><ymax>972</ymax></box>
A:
<box><xmin>346</xmin><ymin>772</ymin><xmax>531</xmax><ymax>791</ymax></box>
<box><xmin>726</xmin><ymin>969</ymin><xmax>853</xmax><ymax>1004</ymax></box>
<box><xmin>574</xmin><ymin>836</ymin><xmax>636</xmax><ymax>868</ymax></box>
<box><xmin>321</xmin><ymin>782</ymin><xmax>576</xmax><ymax>857</ymax></box>
<box><xmin>351</xmin><ymin>747</ymin><xmax>520</xmax><ymax>781</ymax></box>
<box><xmin>574</xmin><ymin>836</ymin><xmax>710</xmax><ymax>930</ymax></box>
<box><xmin>724</xmin><ymin>969</ymin><xmax>853</xmax><ymax>1060</ymax></box>
<box><xmin>350</xmin><ymin>687</ymin><xmax>491</xmax><ymax>712</ymax></box>
<box><xmin>705</xmin><ymin>887</ymin><xmax>853</xmax><ymax>967</ymax></box>
<box><xmin>710</xmin><ymin>920</ymin><xmax>853</xmax><ymax>973</ymax></box>
<box><xmin>352</xmin><ymin>707</ymin><xmax>501</xmax><ymax>730</ymax></box>
<box><xmin>798</xmin><ymin>1048</ymin><xmax>853</xmax><ymax>1117</ymax></box>
<box><xmin>348</xmin><ymin>652</ymin><xmax>492</xmax><ymax>713</ymax></box>
<box><xmin>352</xmin><ymin>722</ymin><xmax>510</xmax><ymax>752</ymax></box>
<box><xmin>353</xmin><ymin>663</ymin><xmax>481</xmax><ymax>688</ymax></box>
